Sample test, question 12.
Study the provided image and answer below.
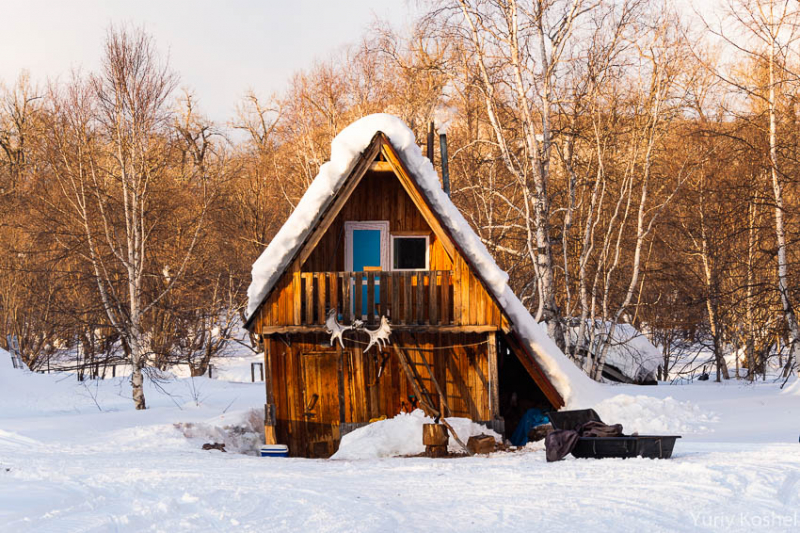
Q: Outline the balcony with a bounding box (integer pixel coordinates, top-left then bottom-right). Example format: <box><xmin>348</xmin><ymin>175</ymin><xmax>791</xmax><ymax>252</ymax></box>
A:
<box><xmin>294</xmin><ymin>270</ymin><xmax>453</xmax><ymax>327</ymax></box>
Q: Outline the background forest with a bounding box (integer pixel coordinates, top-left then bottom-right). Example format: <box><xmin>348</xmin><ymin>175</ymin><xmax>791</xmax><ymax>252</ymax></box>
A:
<box><xmin>2</xmin><ymin>0</ymin><xmax>799</xmax><ymax>395</ymax></box>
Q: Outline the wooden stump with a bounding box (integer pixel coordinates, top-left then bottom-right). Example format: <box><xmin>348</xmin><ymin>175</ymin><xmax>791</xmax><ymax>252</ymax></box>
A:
<box><xmin>527</xmin><ymin>423</ymin><xmax>553</xmax><ymax>443</ymax></box>
<box><xmin>423</xmin><ymin>423</ymin><xmax>449</xmax><ymax>457</ymax></box>
<box><xmin>466</xmin><ymin>434</ymin><xmax>496</xmax><ymax>455</ymax></box>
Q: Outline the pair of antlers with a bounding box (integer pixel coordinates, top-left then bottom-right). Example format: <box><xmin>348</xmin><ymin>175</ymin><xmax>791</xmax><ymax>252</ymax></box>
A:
<box><xmin>325</xmin><ymin>309</ymin><xmax>391</xmax><ymax>353</ymax></box>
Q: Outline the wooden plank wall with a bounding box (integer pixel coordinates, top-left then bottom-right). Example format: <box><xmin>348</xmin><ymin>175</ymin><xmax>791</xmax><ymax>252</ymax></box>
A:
<box><xmin>303</xmin><ymin>171</ymin><xmax>448</xmax><ymax>272</ymax></box>
<box><xmin>267</xmin><ymin>332</ymin><xmax>491</xmax><ymax>457</ymax></box>
<box><xmin>252</xmin><ymin>165</ymin><xmax>504</xmax><ymax>331</ymax></box>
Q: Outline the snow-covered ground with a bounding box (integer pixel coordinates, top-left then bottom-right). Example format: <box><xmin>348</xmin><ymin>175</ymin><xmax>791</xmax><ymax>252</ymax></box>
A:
<box><xmin>1</xmin><ymin>352</ymin><xmax>799</xmax><ymax>532</ymax></box>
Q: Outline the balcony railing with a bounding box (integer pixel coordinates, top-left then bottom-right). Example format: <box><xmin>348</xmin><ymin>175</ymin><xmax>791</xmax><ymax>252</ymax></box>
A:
<box><xmin>294</xmin><ymin>270</ymin><xmax>453</xmax><ymax>326</ymax></box>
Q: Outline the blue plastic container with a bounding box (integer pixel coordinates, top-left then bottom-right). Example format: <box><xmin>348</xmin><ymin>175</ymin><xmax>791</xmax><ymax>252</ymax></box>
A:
<box><xmin>259</xmin><ymin>444</ymin><xmax>289</xmax><ymax>457</ymax></box>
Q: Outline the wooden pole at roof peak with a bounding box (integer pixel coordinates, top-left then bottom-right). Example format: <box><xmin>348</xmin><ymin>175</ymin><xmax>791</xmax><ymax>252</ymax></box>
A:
<box><xmin>427</xmin><ymin>121</ymin><xmax>434</xmax><ymax>163</ymax></box>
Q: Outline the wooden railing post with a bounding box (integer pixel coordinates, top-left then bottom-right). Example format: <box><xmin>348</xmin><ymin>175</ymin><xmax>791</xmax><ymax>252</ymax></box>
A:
<box><xmin>430</xmin><ymin>271</ymin><xmax>439</xmax><ymax>325</ymax></box>
<box><xmin>354</xmin><ymin>272</ymin><xmax>363</xmax><ymax>320</ymax></box>
<box><xmin>367</xmin><ymin>272</ymin><xmax>376</xmax><ymax>325</ymax></box>
<box><xmin>317</xmin><ymin>273</ymin><xmax>326</xmax><ymax>325</ymax></box>
<box><xmin>342</xmin><ymin>272</ymin><xmax>351</xmax><ymax>322</ymax></box>
<box><xmin>292</xmin><ymin>271</ymin><xmax>301</xmax><ymax>325</ymax></box>
<box><xmin>303</xmin><ymin>273</ymin><xmax>314</xmax><ymax>325</ymax></box>
<box><xmin>416</xmin><ymin>271</ymin><xmax>425</xmax><ymax>324</ymax></box>
<box><xmin>328</xmin><ymin>273</ymin><xmax>338</xmax><ymax>319</ymax></box>
<box><xmin>383</xmin><ymin>273</ymin><xmax>393</xmax><ymax>320</ymax></box>
<box><xmin>391</xmin><ymin>272</ymin><xmax>400</xmax><ymax>322</ymax></box>
<box><xmin>441</xmin><ymin>271</ymin><xmax>450</xmax><ymax>324</ymax></box>
<box><xmin>404</xmin><ymin>272</ymin><xmax>413</xmax><ymax>324</ymax></box>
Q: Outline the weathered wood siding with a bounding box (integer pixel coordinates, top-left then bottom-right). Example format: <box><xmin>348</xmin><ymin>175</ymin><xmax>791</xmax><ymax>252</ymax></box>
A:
<box><xmin>302</xmin><ymin>171</ymin><xmax>452</xmax><ymax>272</ymax></box>
<box><xmin>267</xmin><ymin>332</ymin><xmax>491</xmax><ymax>457</ymax></box>
<box><xmin>252</xmin><ymin>170</ymin><xmax>503</xmax><ymax>331</ymax></box>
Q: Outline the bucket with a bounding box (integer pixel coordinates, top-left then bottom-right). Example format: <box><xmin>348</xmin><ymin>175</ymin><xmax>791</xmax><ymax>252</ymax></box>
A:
<box><xmin>259</xmin><ymin>444</ymin><xmax>289</xmax><ymax>458</ymax></box>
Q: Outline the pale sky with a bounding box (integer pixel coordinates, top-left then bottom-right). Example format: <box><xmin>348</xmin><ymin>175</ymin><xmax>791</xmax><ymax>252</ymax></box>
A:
<box><xmin>0</xmin><ymin>0</ymin><xmax>416</xmax><ymax>124</ymax></box>
<box><xmin>1</xmin><ymin>0</ymin><xmax>740</xmax><ymax>126</ymax></box>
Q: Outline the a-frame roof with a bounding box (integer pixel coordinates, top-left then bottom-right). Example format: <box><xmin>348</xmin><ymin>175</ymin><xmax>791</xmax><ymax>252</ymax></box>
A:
<box><xmin>245</xmin><ymin>114</ymin><xmax>600</xmax><ymax>408</ymax></box>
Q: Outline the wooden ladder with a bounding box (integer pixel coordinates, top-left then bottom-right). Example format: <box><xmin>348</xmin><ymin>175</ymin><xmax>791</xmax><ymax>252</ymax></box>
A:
<box><xmin>391</xmin><ymin>345</ymin><xmax>471</xmax><ymax>454</ymax></box>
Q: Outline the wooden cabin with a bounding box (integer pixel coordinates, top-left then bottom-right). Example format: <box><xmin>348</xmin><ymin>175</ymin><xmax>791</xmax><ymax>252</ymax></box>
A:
<box><xmin>244</xmin><ymin>116</ymin><xmax>568</xmax><ymax>458</ymax></box>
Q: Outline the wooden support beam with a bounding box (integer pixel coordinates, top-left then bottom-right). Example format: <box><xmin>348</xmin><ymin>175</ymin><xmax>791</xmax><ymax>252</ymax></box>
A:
<box><xmin>264</xmin><ymin>339</ymin><xmax>277</xmax><ymax>445</ymax></box>
<box><xmin>258</xmin><ymin>324</ymin><xmax>502</xmax><ymax>335</ymax></box>
<box><xmin>487</xmin><ymin>331</ymin><xmax>500</xmax><ymax>421</ymax></box>
<box><xmin>504</xmin><ymin>332</ymin><xmax>565</xmax><ymax>409</ymax></box>
<box><xmin>369</xmin><ymin>161</ymin><xmax>394</xmax><ymax>172</ymax></box>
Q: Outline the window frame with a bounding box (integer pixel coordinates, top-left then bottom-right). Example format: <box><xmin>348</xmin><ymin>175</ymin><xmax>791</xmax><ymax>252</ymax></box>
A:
<box><xmin>344</xmin><ymin>221</ymin><xmax>390</xmax><ymax>272</ymax></box>
<box><xmin>390</xmin><ymin>234</ymin><xmax>430</xmax><ymax>272</ymax></box>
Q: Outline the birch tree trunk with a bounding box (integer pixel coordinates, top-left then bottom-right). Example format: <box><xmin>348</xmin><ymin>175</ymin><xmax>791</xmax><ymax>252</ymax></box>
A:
<box><xmin>767</xmin><ymin>27</ymin><xmax>799</xmax><ymax>377</ymax></box>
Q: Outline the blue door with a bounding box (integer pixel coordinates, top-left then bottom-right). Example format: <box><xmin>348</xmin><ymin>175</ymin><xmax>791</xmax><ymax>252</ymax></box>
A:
<box><xmin>352</xmin><ymin>229</ymin><xmax>382</xmax><ymax>316</ymax></box>
<box><xmin>352</xmin><ymin>229</ymin><xmax>381</xmax><ymax>271</ymax></box>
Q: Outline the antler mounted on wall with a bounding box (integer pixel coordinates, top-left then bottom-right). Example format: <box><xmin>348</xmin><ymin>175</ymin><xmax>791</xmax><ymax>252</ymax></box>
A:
<box><xmin>363</xmin><ymin>316</ymin><xmax>391</xmax><ymax>353</ymax></box>
<box><xmin>325</xmin><ymin>309</ymin><xmax>391</xmax><ymax>352</ymax></box>
<box><xmin>325</xmin><ymin>309</ymin><xmax>362</xmax><ymax>349</ymax></box>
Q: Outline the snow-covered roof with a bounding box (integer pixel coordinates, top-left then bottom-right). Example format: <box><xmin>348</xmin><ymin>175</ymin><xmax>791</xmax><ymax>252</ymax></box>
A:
<box><xmin>569</xmin><ymin>323</ymin><xmax>661</xmax><ymax>382</ymax></box>
<box><xmin>246</xmin><ymin>114</ymin><xmax>601</xmax><ymax>407</ymax></box>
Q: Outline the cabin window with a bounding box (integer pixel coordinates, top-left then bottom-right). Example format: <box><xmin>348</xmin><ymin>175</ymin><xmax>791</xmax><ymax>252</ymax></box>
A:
<box><xmin>344</xmin><ymin>221</ymin><xmax>390</xmax><ymax>272</ymax></box>
<box><xmin>391</xmin><ymin>235</ymin><xmax>429</xmax><ymax>271</ymax></box>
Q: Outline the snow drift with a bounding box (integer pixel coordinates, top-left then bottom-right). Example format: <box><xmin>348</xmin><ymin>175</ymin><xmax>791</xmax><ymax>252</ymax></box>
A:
<box><xmin>331</xmin><ymin>409</ymin><xmax>501</xmax><ymax>460</ymax></box>
<box><xmin>174</xmin><ymin>408</ymin><xmax>265</xmax><ymax>455</ymax></box>
<box><xmin>595</xmin><ymin>394</ymin><xmax>718</xmax><ymax>435</ymax></box>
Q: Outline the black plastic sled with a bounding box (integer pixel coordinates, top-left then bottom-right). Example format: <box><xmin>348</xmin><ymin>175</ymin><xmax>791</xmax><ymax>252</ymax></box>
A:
<box><xmin>547</xmin><ymin>408</ymin><xmax>680</xmax><ymax>459</ymax></box>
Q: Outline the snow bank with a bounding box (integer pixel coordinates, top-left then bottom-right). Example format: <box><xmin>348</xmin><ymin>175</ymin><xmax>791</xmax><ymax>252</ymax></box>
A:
<box><xmin>245</xmin><ymin>113</ymin><xmax>603</xmax><ymax>407</ymax></box>
<box><xmin>595</xmin><ymin>394</ymin><xmax>718</xmax><ymax>435</ymax></box>
<box><xmin>174</xmin><ymin>408</ymin><xmax>265</xmax><ymax>455</ymax></box>
<box><xmin>0</xmin><ymin>429</ymin><xmax>40</xmax><ymax>450</ymax></box>
<box><xmin>331</xmin><ymin>409</ymin><xmax>500</xmax><ymax>460</ymax></box>
<box><xmin>1</xmin><ymin>345</ymin><xmax>27</xmax><ymax>371</ymax></box>
<box><xmin>1</xmin><ymin>346</ymin><xmax>10</xmax><ymax>367</ymax></box>
<box><xmin>782</xmin><ymin>376</ymin><xmax>800</xmax><ymax>396</ymax></box>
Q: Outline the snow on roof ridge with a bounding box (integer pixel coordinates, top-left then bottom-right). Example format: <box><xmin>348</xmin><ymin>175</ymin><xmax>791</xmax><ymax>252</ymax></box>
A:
<box><xmin>245</xmin><ymin>113</ymin><xmax>602</xmax><ymax>407</ymax></box>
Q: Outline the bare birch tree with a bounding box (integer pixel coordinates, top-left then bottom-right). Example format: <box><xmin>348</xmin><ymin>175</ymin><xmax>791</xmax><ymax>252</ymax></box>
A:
<box><xmin>44</xmin><ymin>27</ymin><xmax>210</xmax><ymax>409</ymax></box>
<box><xmin>699</xmin><ymin>0</ymin><xmax>800</xmax><ymax>379</ymax></box>
<box><xmin>437</xmin><ymin>0</ymin><xmax>609</xmax><ymax>349</ymax></box>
